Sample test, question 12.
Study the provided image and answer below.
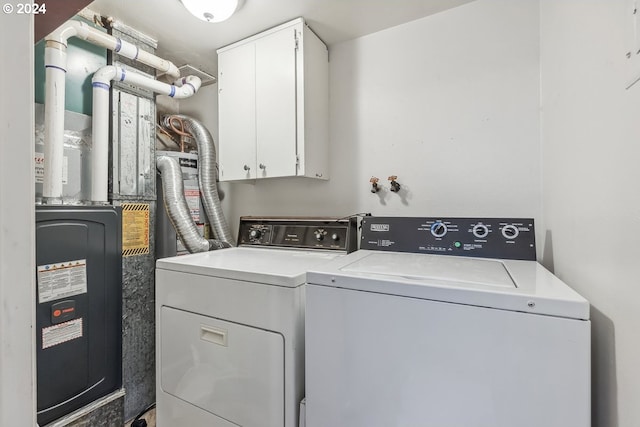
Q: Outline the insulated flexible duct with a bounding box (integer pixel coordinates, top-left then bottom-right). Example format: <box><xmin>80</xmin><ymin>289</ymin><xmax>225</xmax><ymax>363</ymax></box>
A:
<box><xmin>156</xmin><ymin>156</ymin><xmax>230</xmax><ymax>252</ymax></box>
<box><xmin>161</xmin><ymin>114</ymin><xmax>235</xmax><ymax>246</ymax></box>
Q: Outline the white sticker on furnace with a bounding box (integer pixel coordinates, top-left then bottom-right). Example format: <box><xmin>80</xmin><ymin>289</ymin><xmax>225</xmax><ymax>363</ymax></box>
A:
<box><xmin>34</xmin><ymin>152</ymin><xmax>68</xmax><ymax>184</ymax></box>
<box><xmin>37</xmin><ymin>259</ymin><xmax>87</xmax><ymax>304</ymax></box>
<box><xmin>42</xmin><ymin>318</ymin><xmax>83</xmax><ymax>349</ymax></box>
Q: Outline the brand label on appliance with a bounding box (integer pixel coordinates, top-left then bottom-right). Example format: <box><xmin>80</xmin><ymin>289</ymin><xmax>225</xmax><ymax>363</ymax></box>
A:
<box><xmin>179</xmin><ymin>157</ymin><xmax>198</xmax><ymax>169</ymax></box>
<box><xmin>37</xmin><ymin>259</ymin><xmax>87</xmax><ymax>304</ymax></box>
<box><xmin>370</xmin><ymin>224</ymin><xmax>390</xmax><ymax>232</ymax></box>
<box><xmin>42</xmin><ymin>318</ymin><xmax>83</xmax><ymax>349</ymax></box>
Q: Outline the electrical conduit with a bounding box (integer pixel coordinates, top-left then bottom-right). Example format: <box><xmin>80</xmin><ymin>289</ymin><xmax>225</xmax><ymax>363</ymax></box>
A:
<box><xmin>91</xmin><ymin>66</ymin><xmax>201</xmax><ymax>203</ymax></box>
<box><xmin>43</xmin><ymin>20</ymin><xmax>181</xmax><ymax>203</ymax></box>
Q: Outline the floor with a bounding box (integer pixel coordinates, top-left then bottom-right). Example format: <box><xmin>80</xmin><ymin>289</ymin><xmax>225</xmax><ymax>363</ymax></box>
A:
<box><xmin>124</xmin><ymin>408</ymin><xmax>156</xmax><ymax>427</ymax></box>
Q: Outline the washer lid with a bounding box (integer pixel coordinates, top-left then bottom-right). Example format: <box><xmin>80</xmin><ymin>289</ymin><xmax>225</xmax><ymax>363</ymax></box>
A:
<box><xmin>306</xmin><ymin>250</ymin><xmax>590</xmax><ymax>320</ymax></box>
<box><xmin>156</xmin><ymin>247</ymin><xmax>341</xmax><ymax>287</ymax></box>
<box><xmin>342</xmin><ymin>252</ymin><xmax>516</xmax><ymax>288</ymax></box>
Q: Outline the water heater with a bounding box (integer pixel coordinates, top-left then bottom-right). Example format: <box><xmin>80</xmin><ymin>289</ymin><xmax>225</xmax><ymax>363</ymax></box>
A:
<box><xmin>156</xmin><ymin>150</ymin><xmax>210</xmax><ymax>258</ymax></box>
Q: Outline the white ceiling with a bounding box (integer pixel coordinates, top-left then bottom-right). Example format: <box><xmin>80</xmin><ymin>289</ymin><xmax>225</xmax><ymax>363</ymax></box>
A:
<box><xmin>87</xmin><ymin>0</ymin><xmax>475</xmax><ymax>76</ymax></box>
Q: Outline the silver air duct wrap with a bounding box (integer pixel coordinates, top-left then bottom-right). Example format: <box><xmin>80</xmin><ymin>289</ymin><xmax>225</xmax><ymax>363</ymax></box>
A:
<box><xmin>161</xmin><ymin>114</ymin><xmax>235</xmax><ymax>246</ymax></box>
<box><xmin>156</xmin><ymin>156</ymin><xmax>230</xmax><ymax>252</ymax></box>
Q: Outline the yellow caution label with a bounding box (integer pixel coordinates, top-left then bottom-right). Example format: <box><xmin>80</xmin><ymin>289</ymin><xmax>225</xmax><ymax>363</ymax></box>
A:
<box><xmin>122</xmin><ymin>203</ymin><xmax>150</xmax><ymax>257</ymax></box>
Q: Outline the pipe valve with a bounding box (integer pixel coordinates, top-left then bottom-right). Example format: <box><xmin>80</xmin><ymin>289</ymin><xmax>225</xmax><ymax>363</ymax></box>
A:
<box><xmin>370</xmin><ymin>177</ymin><xmax>381</xmax><ymax>193</ymax></box>
<box><xmin>388</xmin><ymin>176</ymin><xmax>401</xmax><ymax>192</ymax></box>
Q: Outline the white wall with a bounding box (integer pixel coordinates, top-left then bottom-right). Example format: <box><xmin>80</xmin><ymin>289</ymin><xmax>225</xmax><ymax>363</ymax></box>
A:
<box><xmin>9</xmin><ymin>2</ymin><xmax>634</xmax><ymax>425</ymax></box>
<box><xmin>0</xmin><ymin>9</ymin><xmax>36</xmax><ymax>426</ymax></box>
<box><xmin>540</xmin><ymin>1</ymin><xmax>640</xmax><ymax>426</ymax></box>
<box><xmin>221</xmin><ymin>0</ymin><xmax>541</xmax><ymax>232</ymax></box>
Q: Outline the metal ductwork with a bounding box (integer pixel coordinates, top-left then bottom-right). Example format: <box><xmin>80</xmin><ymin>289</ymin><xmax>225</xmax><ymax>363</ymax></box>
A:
<box><xmin>161</xmin><ymin>114</ymin><xmax>235</xmax><ymax>247</ymax></box>
<box><xmin>156</xmin><ymin>156</ymin><xmax>230</xmax><ymax>252</ymax></box>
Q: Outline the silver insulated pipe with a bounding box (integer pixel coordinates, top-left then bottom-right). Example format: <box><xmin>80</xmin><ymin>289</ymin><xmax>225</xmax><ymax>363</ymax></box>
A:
<box><xmin>156</xmin><ymin>156</ymin><xmax>231</xmax><ymax>252</ymax></box>
<box><xmin>161</xmin><ymin>114</ymin><xmax>235</xmax><ymax>246</ymax></box>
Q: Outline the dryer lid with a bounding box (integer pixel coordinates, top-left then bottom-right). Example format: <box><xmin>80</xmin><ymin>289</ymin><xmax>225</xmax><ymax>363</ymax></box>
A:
<box><xmin>306</xmin><ymin>250</ymin><xmax>590</xmax><ymax>320</ymax></box>
<box><xmin>156</xmin><ymin>247</ymin><xmax>342</xmax><ymax>287</ymax></box>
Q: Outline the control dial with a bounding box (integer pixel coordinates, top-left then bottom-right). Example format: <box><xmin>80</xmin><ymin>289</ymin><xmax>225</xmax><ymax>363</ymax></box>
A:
<box><xmin>314</xmin><ymin>229</ymin><xmax>326</xmax><ymax>241</ymax></box>
<box><xmin>249</xmin><ymin>229</ymin><xmax>262</xmax><ymax>241</ymax></box>
<box><xmin>430</xmin><ymin>221</ymin><xmax>448</xmax><ymax>238</ymax></box>
<box><xmin>472</xmin><ymin>224</ymin><xmax>489</xmax><ymax>239</ymax></box>
<box><xmin>331</xmin><ymin>233</ymin><xmax>340</xmax><ymax>242</ymax></box>
<box><xmin>501</xmin><ymin>224</ymin><xmax>520</xmax><ymax>239</ymax></box>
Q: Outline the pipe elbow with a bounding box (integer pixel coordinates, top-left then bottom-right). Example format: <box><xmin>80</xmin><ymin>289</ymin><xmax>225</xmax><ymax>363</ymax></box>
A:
<box><xmin>92</xmin><ymin>65</ymin><xmax>119</xmax><ymax>85</ymax></box>
<box><xmin>165</xmin><ymin>63</ymin><xmax>181</xmax><ymax>80</ymax></box>
<box><xmin>171</xmin><ymin>76</ymin><xmax>202</xmax><ymax>99</ymax></box>
<box><xmin>46</xmin><ymin>20</ymin><xmax>81</xmax><ymax>45</ymax></box>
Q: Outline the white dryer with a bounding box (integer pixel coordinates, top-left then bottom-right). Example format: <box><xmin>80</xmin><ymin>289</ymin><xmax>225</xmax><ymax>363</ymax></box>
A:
<box><xmin>305</xmin><ymin>217</ymin><xmax>590</xmax><ymax>427</ymax></box>
<box><xmin>155</xmin><ymin>216</ymin><xmax>357</xmax><ymax>427</ymax></box>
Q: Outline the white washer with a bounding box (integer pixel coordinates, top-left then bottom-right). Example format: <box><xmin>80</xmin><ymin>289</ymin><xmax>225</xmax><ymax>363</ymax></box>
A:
<box><xmin>305</xmin><ymin>217</ymin><xmax>590</xmax><ymax>427</ymax></box>
<box><xmin>156</xmin><ymin>217</ymin><xmax>356</xmax><ymax>427</ymax></box>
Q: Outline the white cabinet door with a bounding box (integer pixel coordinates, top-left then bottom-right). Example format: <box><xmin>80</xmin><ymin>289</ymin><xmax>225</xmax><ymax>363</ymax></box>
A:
<box><xmin>255</xmin><ymin>26</ymin><xmax>298</xmax><ymax>178</ymax></box>
<box><xmin>217</xmin><ymin>18</ymin><xmax>328</xmax><ymax>182</ymax></box>
<box><xmin>218</xmin><ymin>42</ymin><xmax>256</xmax><ymax>181</ymax></box>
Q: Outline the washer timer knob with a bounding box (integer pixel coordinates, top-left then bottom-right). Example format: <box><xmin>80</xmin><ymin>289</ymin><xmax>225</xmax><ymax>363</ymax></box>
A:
<box><xmin>472</xmin><ymin>224</ymin><xmax>489</xmax><ymax>239</ymax></box>
<box><xmin>249</xmin><ymin>229</ymin><xmax>262</xmax><ymax>240</ymax></box>
<box><xmin>501</xmin><ymin>224</ymin><xmax>520</xmax><ymax>239</ymax></box>
<box><xmin>430</xmin><ymin>221</ymin><xmax>448</xmax><ymax>238</ymax></box>
<box><xmin>314</xmin><ymin>229</ymin><xmax>326</xmax><ymax>241</ymax></box>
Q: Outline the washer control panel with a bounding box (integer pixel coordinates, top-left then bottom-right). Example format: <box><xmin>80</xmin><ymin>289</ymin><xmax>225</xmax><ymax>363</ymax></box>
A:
<box><xmin>361</xmin><ymin>217</ymin><xmax>536</xmax><ymax>260</ymax></box>
<box><xmin>238</xmin><ymin>217</ymin><xmax>358</xmax><ymax>252</ymax></box>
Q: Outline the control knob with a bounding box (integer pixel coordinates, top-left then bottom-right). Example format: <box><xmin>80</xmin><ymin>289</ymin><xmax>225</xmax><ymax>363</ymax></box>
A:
<box><xmin>430</xmin><ymin>221</ymin><xmax>448</xmax><ymax>238</ymax></box>
<box><xmin>249</xmin><ymin>229</ymin><xmax>262</xmax><ymax>240</ymax></box>
<box><xmin>501</xmin><ymin>224</ymin><xmax>520</xmax><ymax>239</ymax></box>
<box><xmin>472</xmin><ymin>224</ymin><xmax>489</xmax><ymax>239</ymax></box>
<box><xmin>314</xmin><ymin>229</ymin><xmax>325</xmax><ymax>241</ymax></box>
<box><xmin>331</xmin><ymin>233</ymin><xmax>340</xmax><ymax>242</ymax></box>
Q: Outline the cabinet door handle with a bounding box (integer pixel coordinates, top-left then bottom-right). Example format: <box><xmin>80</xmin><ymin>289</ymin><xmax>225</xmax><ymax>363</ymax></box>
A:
<box><xmin>243</xmin><ymin>164</ymin><xmax>250</xmax><ymax>171</ymax></box>
<box><xmin>259</xmin><ymin>163</ymin><xmax>266</xmax><ymax>170</ymax></box>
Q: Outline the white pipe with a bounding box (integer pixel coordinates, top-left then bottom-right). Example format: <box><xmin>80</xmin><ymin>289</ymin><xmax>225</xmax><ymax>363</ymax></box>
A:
<box><xmin>90</xmin><ymin>68</ymin><xmax>116</xmax><ymax>204</ymax></box>
<box><xmin>96</xmin><ymin>67</ymin><xmax>202</xmax><ymax>99</ymax></box>
<box><xmin>42</xmin><ymin>20</ymin><xmax>181</xmax><ymax>202</ymax></box>
<box><xmin>48</xmin><ymin>21</ymin><xmax>180</xmax><ymax>78</ymax></box>
<box><xmin>42</xmin><ymin>42</ymin><xmax>67</xmax><ymax>203</ymax></box>
<box><xmin>90</xmin><ymin>66</ymin><xmax>201</xmax><ymax>202</ymax></box>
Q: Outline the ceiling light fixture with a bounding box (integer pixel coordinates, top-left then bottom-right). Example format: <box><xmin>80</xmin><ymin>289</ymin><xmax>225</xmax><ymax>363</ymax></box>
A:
<box><xmin>179</xmin><ymin>0</ymin><xmax>239</xmax><ymax>23</ymax></box>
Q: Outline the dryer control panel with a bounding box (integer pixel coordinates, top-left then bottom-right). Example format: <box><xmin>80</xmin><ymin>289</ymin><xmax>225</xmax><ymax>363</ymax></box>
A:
<box><xmin>361</xmin><ymin>217</ymin><xmax>536</xmax><ymax>260</ymax></box>
<box><xmin>238</xmin><ymin>217</ymin><xmax>358</xmax><ymax>252</ymax></box>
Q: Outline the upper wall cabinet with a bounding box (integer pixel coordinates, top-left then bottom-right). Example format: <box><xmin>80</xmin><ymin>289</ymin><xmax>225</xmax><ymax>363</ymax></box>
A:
<box><xmin>217</xmin><ymin>18</ymin><xmax>329</xmax><ymax>182</ymax></box>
